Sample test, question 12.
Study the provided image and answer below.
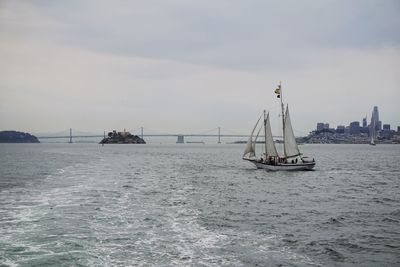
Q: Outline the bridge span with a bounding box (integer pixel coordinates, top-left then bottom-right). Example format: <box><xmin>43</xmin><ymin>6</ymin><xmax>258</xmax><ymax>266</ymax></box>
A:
<box><xmin>37</xmin><ymin>128</ymin><xmax>283</xmax><ymax>143</ymax></box>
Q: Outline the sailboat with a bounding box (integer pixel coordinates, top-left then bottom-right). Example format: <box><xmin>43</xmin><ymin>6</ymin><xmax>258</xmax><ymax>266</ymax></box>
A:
<box><xmin>243</xmin><ymin>83</ymin><xmax>315</xmax><ymax>171</ymax></box>
<box><xmin>369</xmin><ymin>112</ymin><xmax>376</xmax><ymax>146</ymax></box>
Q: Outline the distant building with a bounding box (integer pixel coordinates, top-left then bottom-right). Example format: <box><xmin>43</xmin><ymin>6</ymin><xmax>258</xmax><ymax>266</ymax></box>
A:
<box><xmin>376</xmin><ymin>121</ymin><xmax>382</xmax><ymax>132</ymax></box>
<box><xmin>381</xmin><ymin>124</ymin><xmax>393</xmax><ymax>139</ymax></box>
<box><xmin>398</xmin><ymin>126</ymin><xmax>400</xmax><ymax>132</ymax></box>
<box><xmin>372</xmin><ymin>106</ymin><xmax>379</xmax><ymax>124</ymax></box>
<box><xmin>360</xmin><ymin>126</ymin><xmax>369</xmax><ymax>134</ymax></box>
<box><xmin>176</xmin><ymin>135</ymin><xmax>184</xmax><ymax>143</ymax></box>
<box><xmin>349</xmin><ymin>121</ymin><xmax>360</xmax><ymax>135</ymax></box>
<box><xmin>316</xmin><ymin>122</ymin><xmax>330</xmax><ymax>131</ymax></box>
<box><xmin>383</xmin><ymin>124</ymin><xmax>390</xmax><ymax>131</ymax></box>
<box><xmin>361</xmin><ymin>116</ymin><xmax>369</xmax><ymax>134</ymax></box>
<box><xmin>336</xmin><ymin>125</ymin><xmax>345</xmax><ymax>134</ymax></box>
<box><xmin>371</xmin><ymin>106</ymin><xmax>382</xmax><ymax>131</ymax></box>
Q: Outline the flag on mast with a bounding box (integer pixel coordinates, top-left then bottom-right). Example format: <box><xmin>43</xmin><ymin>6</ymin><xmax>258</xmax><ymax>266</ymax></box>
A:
<box><xmin>274</xmin><ymin>84</ymin><xmax>281</xmax><ymax>98</ymax></box>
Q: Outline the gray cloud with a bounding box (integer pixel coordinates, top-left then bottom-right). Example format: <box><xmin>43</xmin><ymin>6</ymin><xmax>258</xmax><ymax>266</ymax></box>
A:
<box><xmin>0</xmin><ymin>0</ymin><xmax>399</xmax><ymax>133</ymax></box>
<box><xmin>5</xmin><ymin>0</ymin><xmax>398</xmax><ymax>70</ymax></box>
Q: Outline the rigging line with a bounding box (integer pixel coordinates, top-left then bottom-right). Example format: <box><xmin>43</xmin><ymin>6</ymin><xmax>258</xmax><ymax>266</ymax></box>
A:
<box><xmin>227</xmin><ymin>110</ymin><xmax>265</xmax><ymax>136</ymax></box>
<box><xmin>254</xmin><ymin>120</ymin><xmax>264</xmax><ymax>140</ymax></box>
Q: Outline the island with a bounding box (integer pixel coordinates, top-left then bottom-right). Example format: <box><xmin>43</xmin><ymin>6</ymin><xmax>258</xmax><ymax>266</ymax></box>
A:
<box><xmin>0</xmin><ymin>131</ymin><xmax>40</xmax><ymax>143</ymax></box>
<box><xmin>99</xmin><ymin>130</ymin><xmax>146</xmax><ymax>144</ymax></box>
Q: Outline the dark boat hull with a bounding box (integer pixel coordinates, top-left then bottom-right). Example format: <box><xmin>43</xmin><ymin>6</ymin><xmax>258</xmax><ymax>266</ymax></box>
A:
<box><xmin>244</xmin><ymin>158</ymin><xmax>315</xmax><ymax>171</ymax></box>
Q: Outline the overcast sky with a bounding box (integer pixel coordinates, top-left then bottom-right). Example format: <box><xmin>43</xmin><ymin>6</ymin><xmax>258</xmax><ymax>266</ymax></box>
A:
<box><xmin>1</xmin><ymin>0</ymin><xmax>399</xmax><ymax>136</ymax></box>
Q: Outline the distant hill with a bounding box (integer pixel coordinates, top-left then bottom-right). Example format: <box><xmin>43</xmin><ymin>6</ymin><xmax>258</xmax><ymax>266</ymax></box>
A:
<box><xmin>0</xmin><ymin>131</ymin><xmax>40</xmax><ymax>143</ymax></box>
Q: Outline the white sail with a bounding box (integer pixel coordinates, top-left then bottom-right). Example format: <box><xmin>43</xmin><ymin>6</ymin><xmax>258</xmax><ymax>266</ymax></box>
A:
<box><xmin>370</xmin><ymin>113</ymin><xmax>376</xmax><ymax>145</ymax></box>
<box><xmin>243</xmin><ymin>137</ymin><xmax>255</xmax><ymax>159</ymax></box>
<box><xmin>265</xmin><ymin>112</ymin><xmax>279</xmax><ymax>157</ymax></box>
<box><xmin>253</xmin><ymin>121</ymin><xmax>263</xmax><ymax>152</ymax></box>
<box><xmin>243</xmin><ymin>114</ymin><xmax>262</xmax><ymax>159</ymax></box>
<box><xmin>283</xmin><ymin>105</ymin><xmax>301</xmax><ymax>158</ymax></box>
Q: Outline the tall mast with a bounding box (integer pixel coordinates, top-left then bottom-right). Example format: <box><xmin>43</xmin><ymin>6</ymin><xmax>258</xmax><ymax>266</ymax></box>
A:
<box><xmin>264</xmin><ymin>110</ymin><xmax>267</xmax><ymax>158</ymax></box>
<box><xmin>273</xmin><ymin>81</ymin><xmax>285</xmax><ymax>157</ymax></box>
<box><xmin>279</xmin><ymin>82</ymin><xmax>285</xmax><ymax>158</ymax></box>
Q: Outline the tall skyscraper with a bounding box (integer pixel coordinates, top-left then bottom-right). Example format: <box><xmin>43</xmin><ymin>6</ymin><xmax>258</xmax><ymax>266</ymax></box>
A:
<box><xmin>362</xmin><ymin>116</ymin><xmax>367</xmax><ymax>128</ymax></box>
<box><xmin>371</xmin><ymin>106</ymin><xmax>381</xmax><ymax>131</ymax></box>
<box><xmin>372</xmin><ymin>106</ymin><xmax>379</xmax><ymax>122</ymax></box>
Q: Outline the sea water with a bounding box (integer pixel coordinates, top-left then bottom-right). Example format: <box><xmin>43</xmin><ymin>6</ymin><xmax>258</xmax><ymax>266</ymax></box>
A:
<box><xmin>0</xmin><ymin>143</ymin><xmax>399</xmax><ymax>266</ymax></box>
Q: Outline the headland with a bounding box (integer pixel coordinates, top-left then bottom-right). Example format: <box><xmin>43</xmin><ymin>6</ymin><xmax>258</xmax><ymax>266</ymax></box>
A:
<box><xmin>0</xmin><ymin>131</ymin><xmax>40</xmax><ymax>143</ymax></box>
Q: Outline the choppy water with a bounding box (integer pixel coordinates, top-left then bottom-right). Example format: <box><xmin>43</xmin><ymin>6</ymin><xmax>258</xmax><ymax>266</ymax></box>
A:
<box><xmin>0</xmin><ymin>143</ymin><xmax>399</xmax><ymax>266</ymax></box>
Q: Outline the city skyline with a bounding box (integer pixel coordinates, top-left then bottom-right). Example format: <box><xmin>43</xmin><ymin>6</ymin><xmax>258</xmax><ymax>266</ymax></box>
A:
<box><xmin>316</xmin><ymin>106</ymin><xmax>391</xmax><ymax>132</ymax></box>
<box><xmin>1</xmin><ymin>1</ymin><xmax>399</xmax><ymax>135</ymax></box>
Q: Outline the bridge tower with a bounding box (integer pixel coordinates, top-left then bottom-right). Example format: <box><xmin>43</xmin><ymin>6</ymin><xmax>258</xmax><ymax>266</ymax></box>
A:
<box><xmin>176</xmin><ymin>135</ymin><xmax>184</xmax><ymax>143</ymax></box>
<box><xmin>218</xmin><ymin>127</ymin><xmax>221</xmax><ymax>144</ymax></box>
<box><xmin>69</xmin><ymin>128</ymin><xmax>72</xmax><ymax>143</ymax></box>
<box><xmin>141</xmin><ymin>127</ymin><xmax>144</xmax><ymax>140</ymax></box>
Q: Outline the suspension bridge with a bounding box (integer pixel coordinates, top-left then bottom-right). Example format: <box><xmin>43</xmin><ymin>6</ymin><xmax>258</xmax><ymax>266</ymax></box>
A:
<box><xmin>36</xmin><ymin>127</ymin><xmax>283</xmax><ymax>143</ymax></box>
